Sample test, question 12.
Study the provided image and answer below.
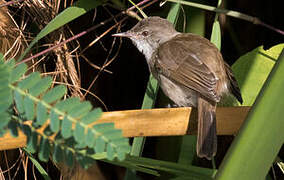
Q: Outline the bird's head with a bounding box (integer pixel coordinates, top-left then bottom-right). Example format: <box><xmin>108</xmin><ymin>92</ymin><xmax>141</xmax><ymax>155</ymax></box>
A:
<box><xmin>113</xmin><ymin>17</ymin><xmax>179</xmax><ymax>60</ymax></box>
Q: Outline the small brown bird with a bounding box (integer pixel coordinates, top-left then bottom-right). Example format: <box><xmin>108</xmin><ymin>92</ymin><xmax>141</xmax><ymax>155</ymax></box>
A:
<box><xmin>113</xmin><ymin>17</ymin><xmax>242</xmax><ymax>160</ymax></box>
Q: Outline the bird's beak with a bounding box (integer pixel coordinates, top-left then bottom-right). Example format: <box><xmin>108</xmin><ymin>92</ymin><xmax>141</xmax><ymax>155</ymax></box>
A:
<box><xmin>112</xmin><ymin>31</ymin><xmax>134</xmax><ymax>38</ymax></box>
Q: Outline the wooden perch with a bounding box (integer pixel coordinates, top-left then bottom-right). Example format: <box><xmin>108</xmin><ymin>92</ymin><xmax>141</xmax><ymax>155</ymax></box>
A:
<box><xmin>0</xmin><ymin>107</ymin><xmax>250</xmax><ymax>151</ymax></box>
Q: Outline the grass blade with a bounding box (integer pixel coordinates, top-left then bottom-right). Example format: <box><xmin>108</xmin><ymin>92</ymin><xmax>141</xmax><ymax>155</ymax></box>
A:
<box><xmin>216</xmin><ymin>49</ymin><xmax>284</xmax><ymax>179</ymax></box>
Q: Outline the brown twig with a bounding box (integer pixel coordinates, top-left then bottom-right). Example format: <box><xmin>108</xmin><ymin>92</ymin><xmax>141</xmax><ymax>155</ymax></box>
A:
<box><xmin>17</xmin><ymin>0</ymin><xmax>155</xmax><ymax>66</ymax></box>
<box><xmin>17</xmin><ymin>14</ymin><xmax>124</xmax><ymax>66</ymax></box>
<box><xmin>80</xmin><ymin>54</ymin><xmax>113</xmax><ymax>74</ymax></box>
<box><xmin>0</xmin><ymin>0</ymin><xmax>24</xmax><ymax>8</ymax></box>
<box><xmin>53</xmin><ymin>81</ymin><xmax>108</xmax><ymax>111</ymax></box>
<box><xmin>82</xmin><ymin>9</ymin><xmax>125</xmax><ymax>99</ymax></box>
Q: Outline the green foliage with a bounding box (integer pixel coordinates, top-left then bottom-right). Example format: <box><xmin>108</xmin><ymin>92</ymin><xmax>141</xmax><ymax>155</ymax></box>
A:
<box><xmin>232</xmin><ymin>44</ymin><xmax>284</xmax><ymax>105</ymax></box>
<box><xmin>105</xmin><ymin>155</ymin><xmax>216</xmax><ymax>179</ymax></box>
<box><xmin>0</xmin><ymin>56</ymin><xmax>13</xmax><ymax>134</ymax></box>
<box><xmin>25</xmin><ymin>148</ymin><xmax>51</xmax><ymax>180</ymax></box>
<box><xmin>216</xmin><ymin>49</ymin><xmax>284</xmax><ymax>179</ymax></box>
<box><xmin>167</xmin><ymin>3</ymin><xmax>181</xmax><ymax>27</ymax></box>
<box><xmin>2</xmin><ymin>0</ymin><xmax>281</xmax><ymax>178</ymax></box>
<box><xmin>0</xmin><ymin>54</ymin><xmax>131</xmax><ymax>169</ymax></box>
<box><xmin>210</xmin><ymin>21</ymin><xmax>221</xmax><ymax>50</ymax></box>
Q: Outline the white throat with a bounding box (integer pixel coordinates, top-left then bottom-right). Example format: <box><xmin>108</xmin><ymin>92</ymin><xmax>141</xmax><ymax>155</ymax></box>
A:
<box><xmin>130</xmin><ymin>39</ymin><xmax>155</xmax><ymax>63</ymax></box>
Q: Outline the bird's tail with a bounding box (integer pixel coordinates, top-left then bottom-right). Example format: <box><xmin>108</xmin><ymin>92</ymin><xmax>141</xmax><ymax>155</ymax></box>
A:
<box><xmin>196</xmin><ymin>96</ymin><xmax>217</xmax><ymax>160</ymax></box>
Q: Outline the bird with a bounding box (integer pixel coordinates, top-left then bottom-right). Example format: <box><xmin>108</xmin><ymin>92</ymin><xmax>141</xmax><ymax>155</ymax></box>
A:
<box><xmin>113</xmin><ymin>16</ymin><xmax>243</xmax><ymax>160</ymax></box>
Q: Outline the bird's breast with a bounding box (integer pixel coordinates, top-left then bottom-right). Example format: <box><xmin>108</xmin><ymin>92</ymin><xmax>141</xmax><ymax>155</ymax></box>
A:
<box><xmin>158</xmin><ymin>75</ymin><xmax>197</xmax><ymax>107</ymax></box>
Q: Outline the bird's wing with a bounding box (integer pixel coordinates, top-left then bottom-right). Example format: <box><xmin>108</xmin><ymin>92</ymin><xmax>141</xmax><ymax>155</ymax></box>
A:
<box><xmin>152</xmin><ymin>34</ymin><xmax>220</xmax><ymax>102</ymax></box>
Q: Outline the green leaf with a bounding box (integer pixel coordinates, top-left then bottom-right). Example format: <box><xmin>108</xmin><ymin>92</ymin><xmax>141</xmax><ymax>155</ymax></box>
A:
<box><xmin>0</xmin><ymin>64</ymin><xmax>12</xmax><ymax>113</ymax></box>
<box><xmin>18</xmin><ymin>72</ymin><xmax>41</xmax><ymax>90</ymax></box>
<box><xmin>81</xmin><ymin>108</ymin><xmax>102</xmax><ymax>124</ymax></box>
<box><xmin>74</xmin><ymin>140</ymin><xmax>87</xmax><ymax>149</ymax></box>
<box><xmin>19</xmin><ymin>0</ymin><xmax>105</xmax><ymax>60</ymax></box>
<box><xmin>210</xmin><ymin>0</ymin><xmax>222</xmax><ymax>49</ymax></box>
<box><xmin>167</xmin><ymin>2</ymin><xmax>181</xmax><ymax>26</ymax></box>
<box><xmin>123</xmin><ymin>155</ymin><xmax>214</xmax><ymax>178</ymax></box>
<box><xmin>26</xmin><ymin>131</ymin><xmax>38</xmax><ymax>153</ymax></box>
<box><xmin>14</xmin><ymin>90</ymin><xmax>24</xmax><ymax>114</ymax></box>
<box><xmin>74</xmin><ymin>123</ymin><xmax>85</xmax><ymax>142</ymax></box>
<box><xmin>22</xmin><ymin>124</ymin><xmax>31</xmax><ymax>136</ymax></box>
<box><xmin>0</xmin><ymin>68</ymin><xmax>9</xmax><ymax>81</ymax></box>
<box><xmin>210</xmin><ymin>20</ymin><xmax>221</xmax><ymax>50</ymax></box>
<box><xmin>43</xmin><ymin>125</ymin><xmax>54</xmax><ymax>137</ymax></box>
<box><xmin>86</xmin><ymin>129</ymin><xmax>95</xmax><ymax>147</ymax></box>
<box><xmin>36</xmin><ymin>103</ymin><xmax>48</xmax><ymax>125</ymax></box>
<box><xmin>102</xmin><ymin>159</ymin><xmax>159</xmax><ymax>176</ymax></box>
<box><xmin>95</xmin><ymin>136</ymin><xmax>106</xmax><ymax>153</ymax></box>
<box><xmin>104</xmin><ymin>129</ymin><xmax>123</xmax><ymax>140</ymax></box>
<box><xmin>117</xmin><ymin>150</ymin><xmax>126</xmax><ymax>161</ymax></box>
<box><xmin>53</xmin><ymin>144</ymin><xmax>64</xmax><ymax>163</ymax></box>
<box><xmin>42</xmin><ymin>85</ymin><xmax>66</xmax><ymax>103</ymax></box>
<box><xmin>232</xmin><ymin>44</ymin><xmax>284</xmax><ymax>105</ymax></box>
<box><xmin>38</xmin><ymin>137</ymin><xmax>50</xmax><ymax>162</ymax></box>
<box><xmin>0</xmin><ymin>77</ymin><xmax>9</xmax><ymax>87</ymax></box>
<box><xmin>50</xmin><ymin>110</ymin><xmax>60</xmax><ymax>132</ymax></box>
<box><xmin>0</xmin><ymin>86</ymin><xmax>12</xmax><ymax>100</ymax></box>
<box><xmin>61</xmin><ymin>116</ymin><xmax>72</xmax><ymax>138</ymax></box>
<box><xmin>216</xmin><ymin>48</ymin><xmax>284</xmax><ymax>180</ymax></box>
<box><xmin>0</xmin><ymin>102</ymin><xmax>9</xmax><ymax>114</ymax></box>
<box><xmin>106</xmin><ymin>144</ymin><xmax>115</xmax><ymax>160</ymax></box>
<box><xmin>112</xmin><ymin>138</ymin><xmax>130</xmax><ymax>147</ymax></box>
<box><xmin>8</xmin><ymin>120</ymin><xmax>18</xmax><ymax>137</ymax></box>
<box><xmin>77</xmin><ymin>154</ymin><xmax>95</xmax><ymax>169</ymax></box>
<box><xmin>0</xmin><ymin>89</ymin><xmax>12</xmax><ymax>113</ymax></box>
<box><xmin>0</xmin><ymin>130</ymin><xmax>6</xmax><ymax>137</ymax></box>
<box><xmin>23</xmin><ymin>96</ymin><xmax>35</xmax><ymax>120</ymax></box>
<box><xmin>29</xmin><ymin>76</ymin><xmax>52</xmax><ymax>97</ymax></box>
<box><xmin>117</xmin><ymin>145</ymin><xmax>132</xmax><ymax>154</ymax></box>
<box><xmin>93</xmin><ymin>123</ymin><xmax>115</xmax><ymax>133</ymax></box>
<box><xmin>65</xmin><ymin>149</ymin><xmax>74</xmax><ymax>167</ymax></box>
<box><xmin>0</xmin><ymin>53</ymin><xmax>4</xmax><ymax>61</ymax></box>
<box><xmin>0</xmin><ymin>90</ymin><xmax>10</xmax><ymax>102</ymax></box>
<box><xmin>0</xmin><ymin>112</ymin><xmax>10</xmax><ymax>129</ymax></box>
<box><xmin>10</xmin><ymin>63</ymin><xmax>27</xmax><ymax>83</ymax></box>
<box><xmin>183</xmin><ymin>5</ymin><xmax>205</xmax><ymax>35</ymax></box>
<box><xmin>178</xmin><ymin>136</ymin><xmax>197</xmax><ymax>165</ymax></box>
<box><xmin>55</xmin><ymin>97</ymin><xmax>81</xmax><ymax>112</ymax></box>
<box><xmin>25</xmin><ymin>150</ymin><xmax>51</xmax><ymax>180</ymax></box>
<box><xmin>0</xmin><ymin>84</ymin><xmax>8</xmax><ymax>94</ymax></box>
<box><xmin>5</xmin><ymin>59</ymin><xmax>15</xmax><ymax>69</ymax></box>
<box><xmin>0</xmin><ymin>63</ymin><xmax>10</xmax><ymax>79</ymax></box>
<box><xmin>69</xmin><ymin>101</ymin><xmax>92</xmax><ymax>118</ymax></box>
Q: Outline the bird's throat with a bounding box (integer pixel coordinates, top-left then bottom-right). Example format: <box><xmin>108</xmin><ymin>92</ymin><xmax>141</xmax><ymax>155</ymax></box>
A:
<box><xmin>130</xmin><ymin>38</ymin><xmax>156</xmax><ymax>63</ymax></box>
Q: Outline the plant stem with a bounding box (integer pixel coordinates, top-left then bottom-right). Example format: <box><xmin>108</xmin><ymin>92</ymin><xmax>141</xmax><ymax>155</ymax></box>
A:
<box><xmin>166</xmin><ymin>0</ymin><xmax>284</xmax><ymax>35</ymax></box>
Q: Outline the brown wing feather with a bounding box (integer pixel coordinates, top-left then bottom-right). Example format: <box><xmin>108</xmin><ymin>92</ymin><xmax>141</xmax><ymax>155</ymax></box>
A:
<box><xmin>224</xmin><ymin>63</ymin><xmax>243</xmax><ymax>104</ymax></box>
<box><xmin>152</xmin><ymin>34</ymin><xmax>222</xmax><ymax>102</ymax></box>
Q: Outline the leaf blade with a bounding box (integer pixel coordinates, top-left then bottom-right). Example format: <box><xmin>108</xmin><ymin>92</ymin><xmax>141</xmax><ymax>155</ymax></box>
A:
<box><xmin>42</xmin><ymin>85</ymin><xmax>66</xmax><ymax>104</ymax></box>
<box><xmin>81</xmin><ymin>108</ymin><xmax>102</xmax><ymax>124</ymax></box>
<box><xmin>10</xmin><ymin>63</ymin><xmax>27</xmax><ymax>83</ymax></box>
<box><xmin>61</xmin><ymin>116</ymin><xmax>72</xmax><ymax>138</ymax></box>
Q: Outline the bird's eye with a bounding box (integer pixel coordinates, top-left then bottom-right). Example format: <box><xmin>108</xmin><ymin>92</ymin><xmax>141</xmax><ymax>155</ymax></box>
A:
<box><xmin>142</xmin><ymin>31</ymin><xmax>149</xmax><ymax>36</ymax></box>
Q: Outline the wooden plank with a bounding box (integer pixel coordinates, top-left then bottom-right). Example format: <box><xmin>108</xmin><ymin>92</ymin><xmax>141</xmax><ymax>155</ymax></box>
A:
<box><xmin>0</xmin><ymin>107</ymin><xmax>250</xmax><ymax>151</ymax></box>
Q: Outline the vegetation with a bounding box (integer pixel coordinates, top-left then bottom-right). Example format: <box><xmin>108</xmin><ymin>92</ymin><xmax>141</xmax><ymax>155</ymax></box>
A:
<box><xmin>0</xmin><ymin>0</ymin><xmax>283</xmax><ymax>179</ymax></box>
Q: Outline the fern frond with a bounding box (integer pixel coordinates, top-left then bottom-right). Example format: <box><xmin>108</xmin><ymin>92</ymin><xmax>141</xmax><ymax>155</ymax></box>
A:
<box><xmin>0</xmin><ymin>55</ymin><xmax>13</xmax><ymax>135</ymax></box>
<box><xmin>0</xmin><ymin>53</ymin><xmax>131</xmax><ymax>168</ymax></box>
